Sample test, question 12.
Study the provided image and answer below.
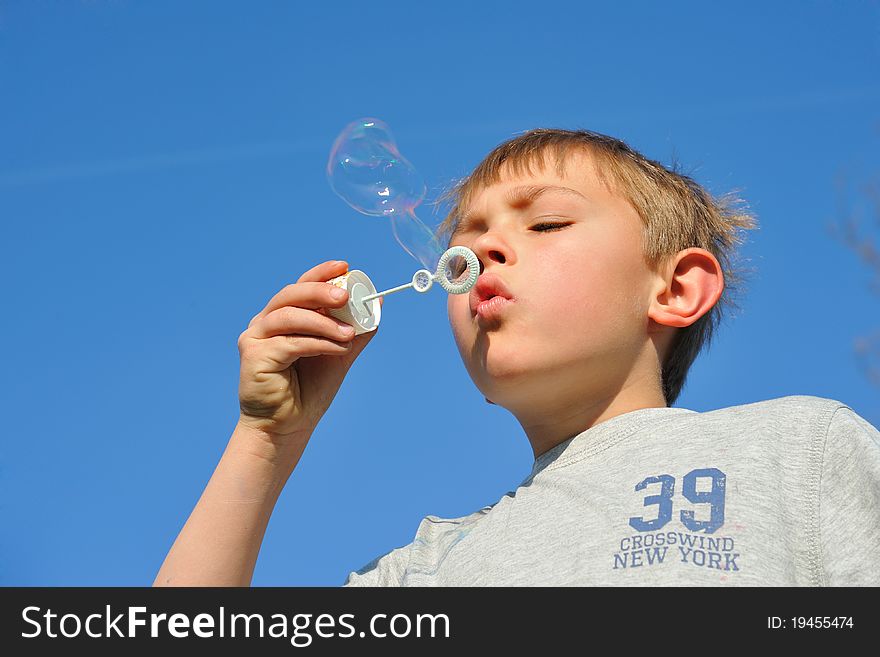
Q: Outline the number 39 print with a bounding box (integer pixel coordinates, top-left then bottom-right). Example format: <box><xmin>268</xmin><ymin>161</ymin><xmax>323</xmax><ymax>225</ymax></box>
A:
<box><xmin>628</xmin><ymin>468</ymin><xmax>727</xmax><ymax>534</ymax></box>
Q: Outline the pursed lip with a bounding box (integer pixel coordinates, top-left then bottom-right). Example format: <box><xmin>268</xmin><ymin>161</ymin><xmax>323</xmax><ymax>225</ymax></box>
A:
<box><xmin>469</xmin><ymin>273</ymin><xmax>515</xmax><ymax>316</ymax></box>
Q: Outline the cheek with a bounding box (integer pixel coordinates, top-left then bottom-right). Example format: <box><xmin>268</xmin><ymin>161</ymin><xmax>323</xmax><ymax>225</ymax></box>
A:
<box><xmin>531</xmin><ymin>247</ymin><xmax>595</xmax><ymax>314</ymax></box>
<box><xmin>447</xmin><ymin>294</ymin><xmax>470</xmax><ymax>342</ymax></box>
<box><xmin>533</xmin><ymin>245</ymin><xmax>643</xmax><ymax>338</ymax></box>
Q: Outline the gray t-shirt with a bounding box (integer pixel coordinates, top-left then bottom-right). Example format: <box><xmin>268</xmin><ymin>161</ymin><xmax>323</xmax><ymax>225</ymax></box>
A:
<box><xmin>342</xmin><ymin>395</ymin><xmax>880</xmax><ymax>586</ymax></box>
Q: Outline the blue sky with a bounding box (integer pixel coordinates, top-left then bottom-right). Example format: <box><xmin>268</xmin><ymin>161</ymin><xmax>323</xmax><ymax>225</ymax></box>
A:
<box><xmin>1</xmin><ymin>0</ymin><xmax>878</xmax><ymax>586</ymax></box>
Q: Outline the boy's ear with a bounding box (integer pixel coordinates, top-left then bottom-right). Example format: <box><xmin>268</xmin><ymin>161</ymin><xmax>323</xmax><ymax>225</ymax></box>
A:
<box><xmin>647</xmin><ymin>248</ymin><xmax>724</xmax><ymax>329</ymax></box>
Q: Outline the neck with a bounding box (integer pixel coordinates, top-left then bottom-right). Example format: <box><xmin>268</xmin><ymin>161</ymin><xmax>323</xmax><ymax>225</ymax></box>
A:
<box><xmin>511</xmin><ymin>365</ymin><xmax>668</xmax><ymax>460</ymax></box>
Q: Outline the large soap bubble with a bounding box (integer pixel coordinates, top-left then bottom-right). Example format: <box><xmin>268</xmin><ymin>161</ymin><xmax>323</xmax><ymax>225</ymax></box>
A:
<box><xmin>327</xmin><ymin>119</ymin><xmax>424</xmax><ymax>216</ymax></box>
<box><xmin>327</xmin><ymin>118</ymin><xmax>447</xmax><ymax>272</ymax></box>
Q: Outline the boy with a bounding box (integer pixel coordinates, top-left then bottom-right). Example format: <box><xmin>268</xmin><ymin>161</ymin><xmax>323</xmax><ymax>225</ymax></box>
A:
<box><xmin>154</xmin><ymin>129</ymin><xmax>880</xmax><ymax>587</ymax></box>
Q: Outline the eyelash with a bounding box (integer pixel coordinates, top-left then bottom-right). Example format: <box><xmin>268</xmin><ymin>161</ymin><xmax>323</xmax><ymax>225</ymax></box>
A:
<box><xmin>531</xmin><ymin>222</ymin><xmax>571</xmax><ymax>232</ymax></box>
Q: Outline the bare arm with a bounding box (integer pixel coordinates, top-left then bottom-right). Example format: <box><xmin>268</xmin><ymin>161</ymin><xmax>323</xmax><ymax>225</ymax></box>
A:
<box><xmin>154</xmin><ymin>260</ymin><xmax>380</xmax><ymax>586</ymax></box>
<box><xmin>153</xmin><ymin>422</ymin><xmax>308</xmax><ymax>586</ymax></box>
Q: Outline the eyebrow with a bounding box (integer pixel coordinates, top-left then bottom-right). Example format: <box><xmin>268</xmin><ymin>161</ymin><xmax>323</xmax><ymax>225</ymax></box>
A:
<box><xmin>449</xmin><ymin>184</ymin><xmax>588</xmax><ymax>239</ymax></box>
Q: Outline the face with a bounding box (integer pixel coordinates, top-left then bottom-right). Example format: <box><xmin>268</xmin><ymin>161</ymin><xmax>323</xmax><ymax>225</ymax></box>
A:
<box><xmin>446</xmin><ymin>149</ymin><xmax>660</xmax><ymax>413</ymax></box>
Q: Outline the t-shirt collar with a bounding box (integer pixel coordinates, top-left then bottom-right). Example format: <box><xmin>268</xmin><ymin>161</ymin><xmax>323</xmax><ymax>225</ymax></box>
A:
<box><xmin>527</xmin><ymin>406</ymin><xmax>698</xmax><ymax>480</ymax></box>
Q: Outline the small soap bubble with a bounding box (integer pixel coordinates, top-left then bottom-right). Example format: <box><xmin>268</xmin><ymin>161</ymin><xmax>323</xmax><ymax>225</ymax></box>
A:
<box><xmin>414</xmin><ymin>270</ymin><xmax>431</xmax><ymax>289</ymax></box>
<box><xmin>443</xmin><ymin>254</ymin><xmax>471</xmax><ymax>284</ymax></box>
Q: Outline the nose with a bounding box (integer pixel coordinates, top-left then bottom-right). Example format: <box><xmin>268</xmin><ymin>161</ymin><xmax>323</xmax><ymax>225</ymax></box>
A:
<box><xmin>471</xmin><ymin>230</ymin><xmax>513</xmax><ymax>273</ymax></box>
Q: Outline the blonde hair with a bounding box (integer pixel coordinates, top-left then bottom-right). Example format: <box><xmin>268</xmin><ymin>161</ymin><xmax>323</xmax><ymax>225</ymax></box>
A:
<box><xmin>432</xmin><ymin>128</ymin><xmax>758</xmax><ymax>406</ymax></box>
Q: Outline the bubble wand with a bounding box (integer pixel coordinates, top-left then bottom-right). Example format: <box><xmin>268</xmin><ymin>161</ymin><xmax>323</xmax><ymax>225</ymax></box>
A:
<box><xmin>361</xmin><ymin>246</ymin><xmax>480</xmax><ymax>301</ymax></box>
<box><xmin>324</xmin><ymin>245</ymin><xmax>479</xmax><ymax>335</ymax></box>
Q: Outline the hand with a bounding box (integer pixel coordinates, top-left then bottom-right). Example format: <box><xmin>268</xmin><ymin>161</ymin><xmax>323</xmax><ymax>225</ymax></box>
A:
<box><xmin>237</xmin><ymin>260</ymin><xmax>382</xmax><ymax>444</ymax></box>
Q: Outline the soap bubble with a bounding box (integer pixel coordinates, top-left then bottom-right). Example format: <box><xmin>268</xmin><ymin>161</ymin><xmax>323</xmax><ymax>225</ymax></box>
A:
<box><xmin>389</xmin><ymin>207</ymin><xmax>448</xmax><ymax>273</ymax></box>
<box><xmin>443</xmin><ymin>253</ymin><xmax>470</xmax><ymax>282</ymax></box>
<box><xmin>327</xmin><ymin>119</ymin><xmax>424</xmax><ymax>215</ymax></box>
<box><xmin>327</xmin><ymin>117</ymin><xmax>447</xmax><ymax>271</ymax></box>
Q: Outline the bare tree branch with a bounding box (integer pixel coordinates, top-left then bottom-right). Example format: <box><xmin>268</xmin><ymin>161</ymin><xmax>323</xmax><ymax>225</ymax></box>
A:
<box><xmin>828</xmin><ymin>158</ymin><xmax>880</xmax><ymax>388</ymax></box>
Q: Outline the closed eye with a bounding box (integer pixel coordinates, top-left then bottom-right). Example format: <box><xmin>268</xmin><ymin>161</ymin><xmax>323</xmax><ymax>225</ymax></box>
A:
<box><xmin>531</xmin><ymin>222</ymin><xmax>572</xmax><ymax>232</ymax></box>
<box><xmin>449</xmin><ymin>221</ymin><xmax>572</xmax><ymax>249</ymax></box>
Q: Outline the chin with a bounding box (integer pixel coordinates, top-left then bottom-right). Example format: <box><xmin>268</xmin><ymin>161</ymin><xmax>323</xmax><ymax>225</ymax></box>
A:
<box><xmin>483</xmin><ymin>353</ymin><xmax>531</xmax><ymax>381</ymax></box>
<box><xmin>469</xmin><ymin>347</ymin><xmax>537</xmax><ymax>394</ymax></box>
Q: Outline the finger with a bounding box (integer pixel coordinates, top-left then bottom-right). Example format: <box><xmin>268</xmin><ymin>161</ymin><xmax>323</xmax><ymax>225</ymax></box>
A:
<box><xmin>296</xmin><ymin>259</ymin><xmax>348</xmax><ymax>284</ymax></box>
<box><xmin>242</xmin><ymin>335</ymin><xmax>353</xmax><ymax>371</ymax></box>
<box><xmin>249</xmin><ymin>260</ymin><xmax>349</xmax><ymax>326</ymax></box>
<box><xmin>253</xmin><ymin>280</ymin><xmax>351</xmax><ymax>324</ymax></box>
<box><xmin>333</xmin><ymin>321</ymin><xmax>380</xmax><ymax>366</ymax></box>
<box><xmin>251</xmin><ymin>305</ymin><xmax>357</xmax><ymax>341</ymax></box>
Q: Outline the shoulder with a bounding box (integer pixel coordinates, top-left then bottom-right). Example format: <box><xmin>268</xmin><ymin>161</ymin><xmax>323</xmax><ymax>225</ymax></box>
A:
<box><xmin>733</xmin><ymin>396</ymin><xmax>880</xmax><ymax>492</ymax></box>
<box><xmin>734</xmin><ymin>395</ymin><xmax>877</xmax><ymax>439</ymax></box>
<box><xmin>702</xmin><ymin>394</ymin><xmax>849</xmax><ymax>429</ymax></box>
<box><xmin>815</xmin><ymin>399</ymin><xmax>880</xmax><ymax>585</ymax></box>
<box><xmin>342</xmin><ymin>502</ymin><xmax>502</xmax><ymax>586</ymax></box>
<box><xmin>820</xmin><ymin>401</ymin><xmax>880</xmax><ymax>460</ymax></box>
<box><xmin>415</xmin><ymin>503</ymin><xmax>499</xmax><ymax>539</ymax></box>
<box><xmin>712</xmin><ymin>394</ymin><xmax>847</xmax><ymax>415</ymax></box>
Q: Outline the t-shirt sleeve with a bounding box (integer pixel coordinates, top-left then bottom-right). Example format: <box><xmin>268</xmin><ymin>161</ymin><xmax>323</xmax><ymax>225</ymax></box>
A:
<box><xmin>341</xmin><ymin>543</ymin><xmax>412</xmax><ymax>587</ymax></box>
<box><xmin>818</xmin><ymin>405</ymin><xmax>880</xmax><ymax>586</ymax></box>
